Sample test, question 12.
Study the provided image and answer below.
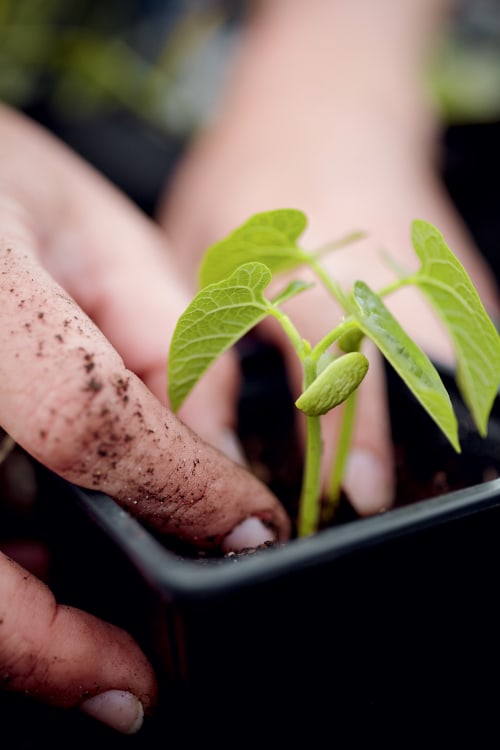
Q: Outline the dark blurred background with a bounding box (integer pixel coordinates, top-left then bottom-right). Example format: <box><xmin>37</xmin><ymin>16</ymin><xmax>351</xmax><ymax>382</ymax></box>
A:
<box><xmin>0</xmin><ymin>0</ymin><xmax>248</xmax><ymax>215</ymax></box>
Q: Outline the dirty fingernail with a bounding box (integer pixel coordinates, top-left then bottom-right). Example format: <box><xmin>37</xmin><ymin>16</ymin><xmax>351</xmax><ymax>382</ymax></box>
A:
<box><xmin>80</xmin><ymin>690</ymin><xmax>144</xmax><ymax>735</ymax></box>
<box><xmin>343</xmin><ymin>449</ymin><xmax>393</xmax><ymax>516</ymax></box>
<box><xmin>223</xmin><ymin>517</ymin><xmax>276</xmax><ymax>553</ymax></box>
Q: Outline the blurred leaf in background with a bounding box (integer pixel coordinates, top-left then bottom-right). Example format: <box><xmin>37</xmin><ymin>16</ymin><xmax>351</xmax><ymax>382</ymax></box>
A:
<box><xmin>0</xmin><ymin>0</ymin><xmax>243</xmax><ymax>138</ymax></box>
<box><xmin>429</xmin><ymin>0</ymin><xmax>500</xmax><ymax>125</ymax></box>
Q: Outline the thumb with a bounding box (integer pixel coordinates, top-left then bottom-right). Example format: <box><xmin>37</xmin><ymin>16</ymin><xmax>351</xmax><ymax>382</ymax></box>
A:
<box><xmin>0</xmin><ymin>551</ymin><xmax>157</xmax><ymax>735</ymax></box>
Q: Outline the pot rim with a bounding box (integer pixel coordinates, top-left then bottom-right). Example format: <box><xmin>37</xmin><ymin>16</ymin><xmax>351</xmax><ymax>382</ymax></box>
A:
<box><xmin>54</xmin><ymin>474</ymin><xmax>500</xmax><ymax>598</ymax></box>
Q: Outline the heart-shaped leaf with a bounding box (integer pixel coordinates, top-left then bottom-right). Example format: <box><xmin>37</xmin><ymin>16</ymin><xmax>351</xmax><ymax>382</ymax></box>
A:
<box><xmin>168</xmin><ymin>262</ymin><xmax>273</xmax><ymax>411</ymax></box>
<box><xmin>199</xmin><ymin>209</ymin><xmax>309</xmax><ymax>288</ymax></box>
<box><xmin>411</xmin><ymin>219</ymin><xmax>500</xmax><ymax>435</ymax></box>
<box><xmin>352</xmin><ymin>280</ymin><xmax>460</xmax><ymax>451</ymax></box>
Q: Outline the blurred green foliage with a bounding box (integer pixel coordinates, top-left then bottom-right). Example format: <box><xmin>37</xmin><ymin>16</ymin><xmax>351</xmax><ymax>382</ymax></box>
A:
<box><xmin>1</xmin><ymin>0</ymin><xmax>500</xmax><ymax>132</ymax></box>
<box><xmin>428</xmin><ymin>0</ymin><xmax>500</xmax><ymax>124</ymax></box>
<box><xmin>0</xmin><ymin>0</ymin><xmax>236</xmax><ymax>136</ymax></box>
<box><xmin>430</xmin><ymin>32</ymin><xmax>500</xmax><ymax>124</ymax></box>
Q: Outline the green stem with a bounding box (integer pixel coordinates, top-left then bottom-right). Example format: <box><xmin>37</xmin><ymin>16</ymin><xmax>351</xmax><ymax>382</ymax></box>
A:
<box><xmin>269</xmin><ymin>307</ymin><xmax>310</xmax><ymax>357</ymax></box>
<box><xmin>311</xmin><ymin>230</ymin><xmax>365</xmax><ymax>260</ymax></box>
<box><xmin>305</xmin><ymin>256</ymin><xmax>350</xmax><ymax>309</ymax></box>
<box><xmin>297</xmin><ymin>412</ymin><xmax>323</xmax><ymax>537</ymax></box>
<box><xmin>271</xmin><ymin>299</ymin><xmax>362</xmax><ymax>535</ymax></box>
<box><xmin>377</xmin><ymin>274</ymin><xmax>416</xmax><ymax>298</ymax></box>
<box><xmin>314</xmin><ymin>318</ymin><xmax>359</xmax><ymax>360</ymax></box>
<box><xmin>269</xmin><ymin>306</ymin><xmax>324</xmax><ymax>536</ymax></box>
<box><xmin>323</xmin><ymin>389</ymin><xmax>358</xmax><ymax>523</ymax></box>
<box><xmin>294</xmin><ymin>353</ymin><xmax>324</xmax><ymax>537</ymax></box>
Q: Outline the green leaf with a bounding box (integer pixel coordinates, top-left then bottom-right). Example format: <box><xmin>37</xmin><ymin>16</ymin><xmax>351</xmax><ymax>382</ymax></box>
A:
<box><xmin>198</xmin><ymin>209</ymin><xmax>309</xmax><ymax>288</ymax></box>
<box><xmin>295</xmin><ymin>352</ymin><xmax>369</xmax><ymax>416</ymax></box>
<box><xmin>168</xmin><ymin>262</ymin><xmax>273</xmax><ymax>411</ymax></box>
<box><xmin>244</xmin><ymin>207</ymin><xmax>308</xmax><ymax>240</ymax></box>
<box><xmin>352</xmin><ymin>281</ymin><xmax>460</xmax><ymax>451</ymax></box>
<box><xmin>411</xmin><ymin>219</ymin><xmax>500</xmax><ymax>435</ymax></box>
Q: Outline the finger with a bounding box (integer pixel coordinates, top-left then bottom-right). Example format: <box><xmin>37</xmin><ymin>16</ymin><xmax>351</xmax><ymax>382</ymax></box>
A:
<box><xmin>0</xmin><ymin>551</ymin><xmax>156</xmax><ymax>734</ymax></box>
<box><xmin>0</xmin><ymin>104</ymin><xmax>242</xmax><ymax>459</ymax></box>
<box><xmin>0</xmin><ymin>226</ymin><xmax>290</xmax><ymax>551</ymax></box>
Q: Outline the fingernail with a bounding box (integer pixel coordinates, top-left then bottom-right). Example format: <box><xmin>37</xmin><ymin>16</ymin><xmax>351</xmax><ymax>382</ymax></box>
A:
<box><xmin>343</xmin><ymin>449</ymin><xmax>393</xmax><ymax>516</ymax></box>
<box><xmin>80</xmin><ymin>690</ymin><xmax>144</xmax><ymax>735</ymax></box>
<box><xmin>223</xmin><ymin>517</ymin><xmax>276</xmax><ymax>553</ymax></box>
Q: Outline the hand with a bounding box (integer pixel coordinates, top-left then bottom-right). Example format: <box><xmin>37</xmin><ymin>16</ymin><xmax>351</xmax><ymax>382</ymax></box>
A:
<box><xmin>0</xmin><ymin>104</ymin><xmax>290</xmax><ymax>733</ymax></box>
<box><xmin>158</xmin><ymin>0</ymin><xmax>500</xmax><ymax>516</ymax></box>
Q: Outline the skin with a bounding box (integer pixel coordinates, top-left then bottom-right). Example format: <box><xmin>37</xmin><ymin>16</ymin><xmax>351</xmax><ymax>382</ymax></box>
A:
<box><xmin>0</xmin><ymin>103</ymin><xmax>289</xmax><ymax>724</ymax></box>
<box><xmin>0</xmin><ymin>554</ymin><xmax>156</xmax><ymax>712</ymax></box>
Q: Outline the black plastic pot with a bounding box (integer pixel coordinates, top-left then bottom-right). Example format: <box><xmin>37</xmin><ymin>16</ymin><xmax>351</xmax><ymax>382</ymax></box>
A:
<box><xmin>31</xmin><ymin>352</ymin><xmax>500</xmax><ymax>743</ymax></box>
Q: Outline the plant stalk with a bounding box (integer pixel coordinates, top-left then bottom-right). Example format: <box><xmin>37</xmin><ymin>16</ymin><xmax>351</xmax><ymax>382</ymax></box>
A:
<box><xmin>297</xmin><ymin>413</ymin><xmax>323</xmax><ymax>537</ymax></box>
<box><xmin>323</xmin><ymin>389</ymin><xmax>358</xmax><ymax>522</ymax></box>
<box><xmin>296</xmin><ymin>355</ymin><xmax>323</xmax><ymax>537</ymax></box>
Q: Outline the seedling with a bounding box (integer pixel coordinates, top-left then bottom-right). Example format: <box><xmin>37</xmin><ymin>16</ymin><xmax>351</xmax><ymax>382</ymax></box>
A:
<box><xmin>168</xmin><ymin>209</ymin><xmax>500</xmax><ymax>537</ymax></box>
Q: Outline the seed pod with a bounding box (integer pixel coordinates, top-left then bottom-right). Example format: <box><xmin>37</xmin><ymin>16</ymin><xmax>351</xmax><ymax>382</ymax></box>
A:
<box><xmin>295</xmin><ymin>352</ymin><xmax>369</xmax><ymax>416</ymax></box>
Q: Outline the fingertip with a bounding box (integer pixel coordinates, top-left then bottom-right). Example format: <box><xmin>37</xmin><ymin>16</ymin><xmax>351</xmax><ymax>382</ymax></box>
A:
<box><xmin>80</xmin><ymin>690</ymin><xmax>144</xmax><ymax>735</ymax></box>
<box><xmin>343</xmin><ymin>449</ymin><xmax>394</xmax><ymax>516</ymax></box>
<box><xmin>0</xmin><ymin>553</ymin><xmax>157</xmax><ymax>725</ymax></box>
<box><xmin>222</xmin><ymin>516</ymin><xmax>277</xmax><ymax>553</ymax></box>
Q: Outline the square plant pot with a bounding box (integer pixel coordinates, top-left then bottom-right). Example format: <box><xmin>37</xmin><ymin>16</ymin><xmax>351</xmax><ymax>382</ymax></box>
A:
<box><xmin>36</xmin><ymin>349</ymin><xmax>500</xmax><ymax>739</ymax></box>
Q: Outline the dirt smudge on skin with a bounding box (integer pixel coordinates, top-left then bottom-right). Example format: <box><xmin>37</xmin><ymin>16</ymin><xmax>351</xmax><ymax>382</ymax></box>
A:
<box><xmin>83</xmin><ymin>352</ymin><xmax>94</xmax><ymax>373</ymax></box>
<box><xmin>113</xmin><ymin>376</ymin><xmax>130</xmax><ymax>404</ymax></box>
<box><xmin>83</xmin><ymin>377</ymin><xmax>103</xmax><ymax>393</ymax></box>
